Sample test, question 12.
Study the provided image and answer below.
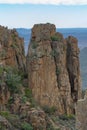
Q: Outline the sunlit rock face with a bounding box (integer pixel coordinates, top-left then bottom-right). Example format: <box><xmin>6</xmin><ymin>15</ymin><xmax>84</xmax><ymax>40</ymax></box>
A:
<box><xmin>0</xmin><ymin>26</ymin><xmax>26</xmax><ymax>71</ymax></box>
<box><xmin>27</xmin><ymin>23</ymin><xmax>82</xmax><ymax>114</ymax></box>
<box><xmin>0</xmin><ymin>26</ymin><xmax>26</xmax><ymax>110</ymax></box>
<box><xmin>76</xmin><ymin>95</ymin><xmax>87</xmax><ymax>130</ymax></box>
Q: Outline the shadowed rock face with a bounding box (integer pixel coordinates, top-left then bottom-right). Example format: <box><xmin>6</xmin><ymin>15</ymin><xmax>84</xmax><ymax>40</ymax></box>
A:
<box><xmin>66</xmin><ymin>36</ymin><xmax>82</xmax><ymax>101</ymax></box>
<box><xmin>0</xmin><ymin>26</ymin><xmax>26</xmax><ymax>71</ymax></box>
<box><xmin>27</xmin><ymin>23</ymin><xmax>82</xmax><ymax>114</ymax></box>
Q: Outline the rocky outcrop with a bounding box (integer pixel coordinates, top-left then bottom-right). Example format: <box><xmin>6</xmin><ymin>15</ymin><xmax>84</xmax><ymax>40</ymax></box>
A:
<box><xmin>27</xmin><ymin>108</ymin><xmax>46</xmax><ymax>130</ymax></box>
<box><xmin>66</xmin><ymin>36</ymin><xmax>82</xmax><ymax>101</ymax></box>
<box><xmin>0</xmin><ymin>26</ymin><xmax>26</xmax><ymax>111</ymax></box>
<box><xmin>27</xmin><ymin>23</ymin><xmax>81</xmax><ymax>114</ymax></box>
<box><xmin>0</xmin><ymin>115</ymin><xmax>12</xmax><ymax>130</ymax></box>
<box><xmin>7</xmin><ymin>93</ymin><xmax>47</xmax><ymax>130</ymax></box>
<box><xmin>76</xmin><ymin>91</ymin><xmax>87</xmax><ymax>130</ymax></box>
<box><xmin>0</xmin><ymin>71</ymin><xmax>10</xmax><ymax>111</ymax></box>
<box><xmin>0</xmin><ymin>26</ymin><xmax>26</xmax><ymax>71</ymax></box>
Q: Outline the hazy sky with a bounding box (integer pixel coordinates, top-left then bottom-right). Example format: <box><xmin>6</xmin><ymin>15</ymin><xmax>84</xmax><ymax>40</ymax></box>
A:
<box><xmin>0</xmin><ymin>0</ymin><xmax>87</xmax><ymax>28</ymax></box>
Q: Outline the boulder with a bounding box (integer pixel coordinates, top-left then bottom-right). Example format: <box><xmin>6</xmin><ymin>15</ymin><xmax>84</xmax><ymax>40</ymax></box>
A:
<box><xmin>27</xmin><ymin>108</ymin><xmax>46</xmax><ymax>130</ymax></box>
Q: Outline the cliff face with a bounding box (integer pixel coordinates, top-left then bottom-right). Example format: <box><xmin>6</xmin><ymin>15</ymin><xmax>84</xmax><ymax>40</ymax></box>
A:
<box><xmin>0</xmin><ymin>26</ymin><xmax>26</xmax><ymax>109</ymax></box>
<box><xmin>76</xmin><ymin>91</ymin><xmax>87</xmax><ymax>130</ymax></box>
<box><xmin>66</xmin><ymin>36</ymin><xmax>82</xmax><ymax>101</ymax></box>
<box><xmin>27</xmin><ymin>23</ymin><xmax>81</xmax><ymax>114</ymax></box>
<box><xmin>0</xmin><ymin>26</ymin><xmax>26</xmax><ymax>71</ymax></box>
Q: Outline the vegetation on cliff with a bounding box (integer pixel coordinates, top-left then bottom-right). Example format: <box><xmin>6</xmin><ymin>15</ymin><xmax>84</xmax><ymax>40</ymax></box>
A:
<box><xmin>0</xmin><ymin>24</ymin><xmax>81</xmax><ymax>130</ymax></box>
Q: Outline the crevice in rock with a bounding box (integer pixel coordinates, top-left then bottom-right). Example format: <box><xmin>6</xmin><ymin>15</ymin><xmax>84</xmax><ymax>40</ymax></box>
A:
<box><xmin>66</xmin><ymin>41</ymin><xmax>78</xmax><ymax>103</ymax></box>
<box><xmin>67</xmin><ymin>68</ymin><xmax>77</xmax><ymax>101</ymax></box>
<box><xmin>50</xmin><ymin>41</ymin><xmax>60</xmax><ymax>88</ymax></box>
<box><xmin>16</xmin><ymin>55</ymin><xmax>19</xmax><ymax>68</ymax></box>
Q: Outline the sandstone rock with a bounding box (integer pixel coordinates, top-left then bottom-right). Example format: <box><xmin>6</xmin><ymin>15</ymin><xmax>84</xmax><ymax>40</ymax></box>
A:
<box><xmin>27</xmin><ymin>23</ymin><xmax>81</xmax><ymax>115</ymax></box>
<box><xmin>9</xmin><ymin>94</ymin><xmax>31</xmax><ymax>114</ymax></box>
<box><xmin>0</xmin><ymin>115</ymin><xmax>12</xmax><ymax>130</ymax></box>
<box><xmin>76</xmin><ymin>94</ymin><xmax>87</xmax><ymax>130</ymax></box>
<box><xmin>27</xmin><ymin>108</ymin><xmax>46</xmax><ymax>130</ymax></box>
<box><xmin>0</xmin><ymin>26</ymin><xmax>26</xmax><ymax>71</ymax></box>
<box><xmin>9</xmin><ymin>94</ymin><xmax>22</xmax><ymax>114</ymax></box>
<box><xmin>0</xmin><ymin>72</ymin><xmax>10</xmax><ymax>111</ymax></box>
<box><xmin>66</xmin><ymin>36</ymin><xmax>82</xmax><ymax>101</ymax></box>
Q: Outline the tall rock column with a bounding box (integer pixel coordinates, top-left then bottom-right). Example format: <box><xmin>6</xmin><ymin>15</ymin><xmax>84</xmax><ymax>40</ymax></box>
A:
<box><xmin>27</xmin><ymin>23</ymin><xmax>81</xmax><ymax>114</ymax></box>
<box><xmin>66</xmin><ymin>36</ymin><xmax>82</xmax><ymax>102</ymax></box>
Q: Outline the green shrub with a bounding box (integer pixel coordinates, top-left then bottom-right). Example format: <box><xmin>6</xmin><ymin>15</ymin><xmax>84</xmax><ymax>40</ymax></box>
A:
<box><xmin>66</xmin><ymin>114</ymin><xmax>75</xmax><ymax>120</ymax></box>
<box><xmin>6</xmin><ymin>71</ymin><xmax>22</xmax><ymax>93</ymax></box>
<box><xmin>51</xmin><ymin>36</ymin><xmax>61</xmax><ymax>42</ymax></box>
<box><xmin>5</xmin><ymin>114</ymin><xmax>21</xmax><ymax>129</ymax></box>
<box><xmin>0</xmin><ymin>123</ymin><xmax>6</xmax><ymax>130</ymax></box>
<box><xmin>32</xmin><ymin>42</ymin><xmax>38</xmax><ymax>49</ymax></box>
<box><xmin>24</xmin><ymin>88</ymin><xmax>37</xmax><ymax>107</ymax></box>
<box><xmin>59</xmin><ymin>114</ymin><xmax>75</xmax><ymax>121</ymax></box>
<box><xmin>21</xmin><ymin>122</ymin><xmax>33</xmax><ymax>130</ymax></box>
<box><xmin>43</xmin><ymin>106</ymin><xmax>57</xmax><ymax>114</ymax></box>
<box><xmin>12</xmin><ymin>34</ymin><xmax>16</xmax><ymax>41</ymax></box>
<box><xmin>25</xmin><ymin>88</ymin><xmax>32</xmax><ymax>98</ymax></box>
<box><xmin>4</xmin><ymin>66</ymin><xmax>18</xmax><ymax>74</ymax></box>
<box><xmin>21</xmin><ymin>72</ymin><xmax>28</xmax><ymax>79</ymax></box>
<box><xmin>30</xmin><ymin>98</ymin><xmax>37</xmax><ymax>108</ymax></box>
<box><xmin>0</xmin><ymin>49</ymin><xmax>6</xmax><ymax>57</ymax></box>
<box><xmin>22</xmin><ymin>96</ymin><xmax>27</xmax><ymax>103</ymax></box>
<box><xmin>0</xmin><ymin>111</ymin><xmax>10</xmax><ymax>118</ymax></box>
<box><xmin>11</xmin><ymin>44</ymin><xmax>18</xmax><ymax>49</ymax></box>
<box><xmin>47</xmin><ymin>124</ymin><xmax>60</xmax><ymax>130</ymax></box>
<box><xmin>59</xmin><ymin>114</ymin><xmax>69</xmax><ymax>120</ymax></box>
<box><xmin>50</xmin><ymin>49</ymin><xmax>58</xmax><ymax>57</ymax></box>
<box><xmin>56</xmin><ymin>67</ymin><xmax>61</xmax><ymax>75</ymax></box>
<box><xmin>0</xmin><ymin>66</ymin><xmax>22</xmax><ymax>93</ymax></box>
<box><xmin>8</xmin><ymin>96</ymin><xmax>14</xmax><ymax>104</ymax></box>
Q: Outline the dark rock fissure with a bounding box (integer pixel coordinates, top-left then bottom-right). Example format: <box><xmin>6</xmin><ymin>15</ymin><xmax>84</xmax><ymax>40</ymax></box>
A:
<box><xmin>50</xmin><ymin>41</ymin><xmax>59</xmax><ymax>88</ymax></box>
<box><xmin>16</xmin><ymin>55</ymin><xmax>19</xmax><ymax>66</ymax></box>
<box><xmin>66</xmin><ymin>36</ymin><xmax>81</xmax><ymax>103</ymax></box>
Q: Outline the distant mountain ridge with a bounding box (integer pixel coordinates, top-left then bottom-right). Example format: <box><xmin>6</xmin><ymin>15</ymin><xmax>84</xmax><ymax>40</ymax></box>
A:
<box><xmin>16</xmin><ymin>28</ymin><xmax>87</xmax><ymax>89</ymax></box>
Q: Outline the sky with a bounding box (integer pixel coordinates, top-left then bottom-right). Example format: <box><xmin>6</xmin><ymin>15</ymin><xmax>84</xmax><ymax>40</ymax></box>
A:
<box><xmin>0</xmin><ymin>0</ymin><xmax>87</xmax><ymax>28</ymax></box>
